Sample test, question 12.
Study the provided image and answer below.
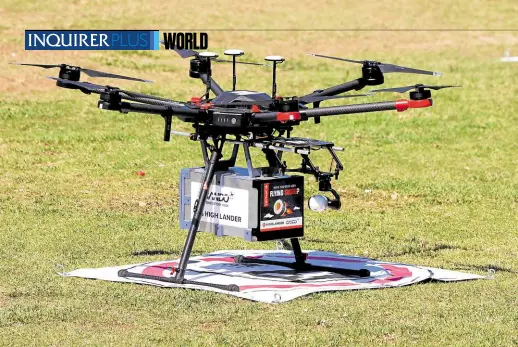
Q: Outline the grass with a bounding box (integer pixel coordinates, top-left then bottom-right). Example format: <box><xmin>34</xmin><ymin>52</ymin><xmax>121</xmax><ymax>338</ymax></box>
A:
<box><xmin>1</xmin><ymin>1</ymin><xmax>518</xmax><ymax>346</ymax></box>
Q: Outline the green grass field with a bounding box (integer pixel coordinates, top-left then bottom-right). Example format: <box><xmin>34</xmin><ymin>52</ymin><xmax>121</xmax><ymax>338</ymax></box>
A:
<box><xmin>1</xmin><ymin>1</ymin><xmax>517</xmax><ymax>346</ymax></box>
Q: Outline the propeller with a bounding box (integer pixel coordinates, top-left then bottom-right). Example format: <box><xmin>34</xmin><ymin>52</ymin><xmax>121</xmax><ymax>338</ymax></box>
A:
<box><xmin>46</xmin><ymin>77</ymin><xmax>112</xmax><ymax>93</ymax></box>
<box><xmin>47</xmin><ymin>77</ymin><xmax>180</xmax><ymax>102</ymax></box>
<box><xmin>370</xmin><ymin>84</ymin><xmax>460</xmax><ymax>100</ymax></box>
<box><xmin>13</xmin><ymin>63</ymin><xmax>152</xmax><ymax>83</ymax></box>
<box><xmin>307</xmin><ymin>53</ymin><xmax>442</xmax><ymax>76</ymax></box>
<box><xmin>169</xmin><ymin>48</ymin><xmax>198</xmax><ymax>58</ymax></box>
<box><xmin>162</xmin><ymin>43</ymin><xmax>269</xmax><ymax>67</ymax></box>
<box><xmin>370</xmin><ymin>84</ymin><xmax>461</xmax><ymax>93</ymax></box>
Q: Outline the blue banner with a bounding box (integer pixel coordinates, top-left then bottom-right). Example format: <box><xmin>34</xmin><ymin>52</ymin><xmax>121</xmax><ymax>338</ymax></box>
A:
<box><xmin>25</xmin><ymin>30</ymin><xmax>160</xmax><ymax>50</ymax></box>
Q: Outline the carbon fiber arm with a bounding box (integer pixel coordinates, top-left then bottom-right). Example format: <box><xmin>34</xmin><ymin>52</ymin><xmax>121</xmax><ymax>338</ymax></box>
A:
<box><xmin>253</xmin><ymin>99</ymin><xmax>432</xmax><ymax>123</ymax></box>
<box><xmin>117</xmin><ymin>102</ymin><xmax>170</xmax><ymax>114</ymax></box>
<box><xmin>199</xmin><ymin>73</ymin><xmax>224</xmax><ymax>96</ymax></box>
<box><xmin>118</xmin><ymin>92</ymin><xmax>185</xmax><ymax>108</ymax></box>
<box><xmin>300</xmin><ymin>79</ymin><xmax>366</xmax><ymax>100</ymax></box>
<box><xmin>115</xmin><ymin>101</ymin><xmax>200</xmax><ymax>121</ymax></box>
<box><xmin>254</xmin><ymin>101</ymin><xmax>396</xmax><ymax>122</ymax></box>
<box><xmin>121</xmin><ymin>100</ymin><xmax>198</xmax><ymax>116</ymax></box>
<box><xmin>301</xmin><ymin>100</ymin><xmax>397</xmax><ymax>118</ymax></box>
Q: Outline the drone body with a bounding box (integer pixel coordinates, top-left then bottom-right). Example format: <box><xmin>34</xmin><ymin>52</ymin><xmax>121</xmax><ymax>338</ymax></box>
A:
<box><xmin>14</xmin><ymin>48</ymin><xmax>459</xmax><ymax>291</ymax></box>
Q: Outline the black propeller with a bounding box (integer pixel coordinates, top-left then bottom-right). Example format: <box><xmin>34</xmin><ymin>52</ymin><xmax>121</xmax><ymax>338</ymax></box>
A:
<box><xmin>169</xmin><ymin>48</ymin><xmax>198</xmax><ymax>58</ymax></box>
<box><xmin>370</xmin><ymin>84</ymin><xmax>460</xmax><ymax>100</ymax></box>
<box><xmin>46</xmin><ymin>77</ymin><xmax>112</xmax><ymax>93</ymax></box>
<box><xmin>307</xmin><ymin>53</ymin><xmax>442</xmax><ymax>76</ymax></box>
<box><xmin>370</xmin><ymin>84</ymin><xmax>461</xmax><ymax>93</ymax></box>
<box><xmin>13</xmin><ymin>63</ymin><xmax>152</xmax><ymax>83</ymax></box>
<box><xmin>48</xmin><ymin>77</ymin><xmax>188</xmax><ymax>105</ymax></box>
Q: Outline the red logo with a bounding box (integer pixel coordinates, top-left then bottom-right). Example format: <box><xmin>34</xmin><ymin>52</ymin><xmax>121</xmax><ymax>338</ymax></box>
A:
<box><xmin>284</xmin><ymin>188</ymin><xmax>298</xmax><ymax>196</ymax></box>
<box><xmin>263</xmin><ymin>183</ymin><xmax>269</xmax><ymax>207</ymax></box>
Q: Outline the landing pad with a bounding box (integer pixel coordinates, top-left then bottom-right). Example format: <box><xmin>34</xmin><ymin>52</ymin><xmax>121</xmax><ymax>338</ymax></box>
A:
<box><xmin>62</xmin><ymin>250</ymin><xmax>484</xmax><ymax>303</ymax></box>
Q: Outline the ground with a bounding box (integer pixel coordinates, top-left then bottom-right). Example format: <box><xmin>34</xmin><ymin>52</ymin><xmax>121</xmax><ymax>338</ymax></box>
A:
<box><xmin>0</xmin><ymin>1</ymin><xmax>517</xmax><ymax>346</ymax></box>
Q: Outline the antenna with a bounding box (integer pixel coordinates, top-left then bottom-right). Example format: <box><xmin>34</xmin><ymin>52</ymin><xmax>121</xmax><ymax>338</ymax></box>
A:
<box><xmin>198</xmin><ymin>51</ymin><xmax>219</xmax><ymax>100</ymax></box>
<box><xmin>265</xmin><ymin>56</ymin><xmax>285</xmax><ymax>98</ymax></box>
<box><xmin>224</xmin><ymin>49</ymin><xmax>245</xmax><ymax>91</ymax></box>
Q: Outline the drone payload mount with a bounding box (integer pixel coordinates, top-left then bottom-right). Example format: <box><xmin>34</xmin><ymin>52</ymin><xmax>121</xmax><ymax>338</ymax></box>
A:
<box><xmin>14</xmin><ymin>47</ymin><xmax>459</xmax><ymax>292</ymax></box>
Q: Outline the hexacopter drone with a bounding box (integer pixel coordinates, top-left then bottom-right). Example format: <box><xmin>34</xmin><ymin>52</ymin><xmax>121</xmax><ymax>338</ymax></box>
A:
<box><xmin>14</xmin><ymin>48</ymin><xmax>459</xmax><ymax>292</ymax></box>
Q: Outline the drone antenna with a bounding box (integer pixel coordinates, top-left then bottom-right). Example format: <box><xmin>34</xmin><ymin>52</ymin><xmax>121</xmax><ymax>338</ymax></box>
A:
<box><xmin>198</xmin><ymin>52</ymin><xmax>219</xmax><ymax>100</ymax></box>
<box><xmin>224</xmin><ymin>49</ymin><xmax>245</xmax><ymax>91</ymax></box>
<box><xmin>265</xmin><ymin>56</ymin><xmax>285</xmax><ymax>98</ymax></box>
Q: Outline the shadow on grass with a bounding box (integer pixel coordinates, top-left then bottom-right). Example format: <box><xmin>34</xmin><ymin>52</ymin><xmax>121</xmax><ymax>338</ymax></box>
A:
<box><xmin>303</xmin><ymin>238</ymin><xmax>350</xmax><ymax>245</ymax></box>
<box><xmin>131</xmin><ymin>249</ymin><xmax>177</xmax><ymax>256</ymax></box>
<box><xmin>380</xmin><ymin>243</ymin><xmax>470</xmax><ymax>258</ymax></box>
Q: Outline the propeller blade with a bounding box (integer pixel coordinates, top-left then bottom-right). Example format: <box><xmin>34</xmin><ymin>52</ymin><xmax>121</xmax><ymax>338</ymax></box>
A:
<box><xmin>49</xmin><ymin>77</ymin><xmax>184</xmax><ymax>107</ymax></box>
<box><xmin>420</xmin><ymin>84</ymin><xmax>461</xmax><ymax>90</ymax></box>
<box><xmin>307</xmin><ymin>53</ymin><xmax>363</xmax><ymax>64</ymax></box>
<box><xmin>159</xmin><ymin>41</ymin><xmax>198</xmax><ymax>58</ymax></box>
<box><xmin>307</xmin><ymin>54</ymin><xmax>442</xmax><ymax>76</ymax></box>
<box><xmin>172</xmin><ymin>48</ymin><xmax>199</xmax><ymax>58</ymax></box>
<box><xmin>370</xmin><ymin>84</ymin><xmax>461</xmax><ymax>93</ymax></box>
<box><xmin>47</xmin><ymin>77</ymin><xmax>109</xmax><ymax>93</ymax></box>
<box><xmin>11</xmin><ymin>62</ymin><xmax>62</xmax><ymax>69</ymax></box>
<box><xmin>379</xmin><ymin>63</ymin><xmax>442</xmax><ymax>76</ymax></box>
<box><xmin>370</xmin><ymin>85</ymin><xmax>417</xmax><ymax>93</ymax></box>
<box><xmin>81</xmin><ymin>68</ymin><xmax>152</xmax><ymax>83</ymax></box>
<box><xmin>15</xmin><ymin>62</ymin><xmax>151</xmax><ymax>82</ymax></box>
<box><xmin>298</xmin><ymin>93</ymin><xmax>371</xmax><ymax>104</ymax></box>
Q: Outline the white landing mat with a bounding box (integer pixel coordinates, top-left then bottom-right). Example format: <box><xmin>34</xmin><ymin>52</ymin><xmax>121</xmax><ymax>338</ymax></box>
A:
<box><xmin>62</xmin><ymin>250</ymin><xmax>484</xmax><ymax>303</ymax></box>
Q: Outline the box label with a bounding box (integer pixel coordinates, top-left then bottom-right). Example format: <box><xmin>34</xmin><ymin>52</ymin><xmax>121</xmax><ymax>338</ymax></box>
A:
<box><xmin>260</xmin><ymin>180</ymin><xmax>303</xmax><ymax>232</ymax></box>
<box><xmin>260</xmin><ymin>217</ymin><xmax>303</xmax><ymax>231</ymax></box>
<box><xmin>191</xmin><ymin>182</ymin><xmax>249</xmax><ymax>228</ymax></box>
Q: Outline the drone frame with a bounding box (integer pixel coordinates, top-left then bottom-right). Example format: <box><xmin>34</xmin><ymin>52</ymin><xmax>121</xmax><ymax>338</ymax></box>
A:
<box><xmin>15</xmin><ymin>49</ymin><xmax>456</xmax><ymax>292</ymax></box>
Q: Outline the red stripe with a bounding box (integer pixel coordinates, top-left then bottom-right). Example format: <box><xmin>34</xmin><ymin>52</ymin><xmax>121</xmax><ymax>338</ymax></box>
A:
<box><xmin>408</xmin><ymin>99</ymin><xmax>432</xmax><ymax>109</ymax></box>
<box><xmin>368</xmin><ymin>265</ymin><xmax>413</xmax><ymax>283</ymax></box>
<box><xmin>190</xmin><ymin>97</ymin><xmax>202</xmax><ymax>106</ymax></box>
<box><xmin>141</xmin><ymin>261</ymin><xmax>178</xmax><ymax>277</ymax></box>
<box><xmin>261</xmin><ymin>224</ymin><xmax>301</xmax><ymax>232</ymax></box>
<box><xmin>395</xmin><ymin>100</ymin><xmax>409</xmax><ymax>112</ymax></box>
<box><xmin>198</xmin><ymin>257</ymin><xmax>236</xmax><ymax>263</ymax></box>
<box><xmin>263</xmin><ymin>183</ymin><xmax>269</xmax><ymax>207</ymax></box>
<box><xmin>370</xmin><ymin>277</ymin><xmax>404</xmax><ymax>284</ymax></box>
<box><xmin>276</xmin><ymin>112</ymin><xmax>301</xmax><ymax>122</ymax></box>
<box><xmin>380</xmin><ymin>264</ymin><xmax>413</xmax><ymax>277</ymax></box>
<box><xmin>395</xmin><ymin>99</ymin><xmax>432</xmax><ymax>112</ymax></box>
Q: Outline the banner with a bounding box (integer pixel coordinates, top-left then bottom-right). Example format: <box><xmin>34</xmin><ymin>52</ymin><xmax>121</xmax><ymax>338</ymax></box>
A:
<box><xmin>25</xmin><ymin>30</ymin><xmax>160</xmax><ymax>50</ymax></box>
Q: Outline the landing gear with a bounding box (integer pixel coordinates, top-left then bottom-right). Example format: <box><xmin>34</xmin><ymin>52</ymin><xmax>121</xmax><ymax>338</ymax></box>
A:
<box><xmin>235</xmin><ymin>238</ymin><xmax>370</xmax><ymax>278</ymax></box>
<box><xmin>118</xmin><ymin>134</ymin><xmax>370</xmax><ymax>291</ymax></box>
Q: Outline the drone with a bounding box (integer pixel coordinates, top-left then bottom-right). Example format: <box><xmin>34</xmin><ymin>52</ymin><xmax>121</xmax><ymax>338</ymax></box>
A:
<box><xmin>14</xmin><ymin>48</ymin><xmax>459</xmax><ymax>292</ymax></box>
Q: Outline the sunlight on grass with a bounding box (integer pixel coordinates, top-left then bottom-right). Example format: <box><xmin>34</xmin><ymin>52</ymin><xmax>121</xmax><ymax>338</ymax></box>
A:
<box><xmin>1</xmin><ymin>1</ymin><xmax>517</xmax><ymax>346</ymax></box>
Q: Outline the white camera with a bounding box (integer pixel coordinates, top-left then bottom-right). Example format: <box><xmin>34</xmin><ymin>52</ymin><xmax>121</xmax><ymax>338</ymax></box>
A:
<box><xmin>308</xmin><ymin>194</ymin><xmax>341</xmax><ymax>211</ymax></box>
<box><xmin>308</xmin><ymin>195</ymin><xmax>328</xmax><ymax>212</ymax></box>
